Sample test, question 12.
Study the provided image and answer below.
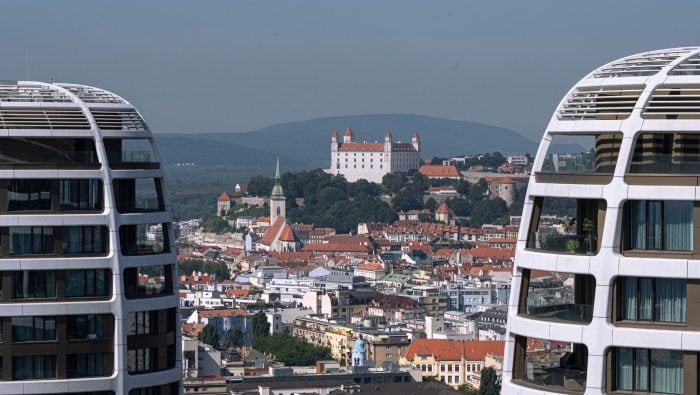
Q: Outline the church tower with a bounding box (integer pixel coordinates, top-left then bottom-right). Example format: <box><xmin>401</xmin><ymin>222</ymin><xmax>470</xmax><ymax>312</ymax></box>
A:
<box><xmin>352</xmin><ymin>336</ymin><xmax>366</xmax><ymax>368</ymax></box>
<box><xmin>270</xmin><ymin>158</ymin><xmax>286</xmax><ymax>223</ymax></box>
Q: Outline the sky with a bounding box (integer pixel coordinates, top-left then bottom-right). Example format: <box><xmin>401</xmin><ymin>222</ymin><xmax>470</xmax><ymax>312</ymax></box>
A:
<box><xmin>1</xmin><ymin>1</ymin><xmax>700</xmax><ymax>140</ymax></box>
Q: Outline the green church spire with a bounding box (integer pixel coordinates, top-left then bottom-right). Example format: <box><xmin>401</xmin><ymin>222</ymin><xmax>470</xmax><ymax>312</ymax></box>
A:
<box><xmin>271</xmin><ymin>157</ymin><xmax>285</xmax><ymax>199</ymax></box>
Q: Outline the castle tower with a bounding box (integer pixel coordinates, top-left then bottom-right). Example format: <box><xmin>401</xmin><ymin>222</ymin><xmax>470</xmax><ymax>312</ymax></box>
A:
<box><xmin>270</xmin><ymin>157</ymin><xmax>286</xmax><ymax>223</ymax></box>
<box><xmin>411</xmin><ymin>130</ymin><xmax>420</xmax><ymax>151</ymax></box>
<box><xmin>331</xmin><ymin>130</ymin><xmax>339</xmax><ymax>152</ymax></box>
<box><xmin>343</xmin><ymin>126</ymin><xmax>354</xmax><ymax>143</ymax></box>
<box><xmin>384</xmin><ymin>130</ymin><xmax>393</xmax><ymax>152</ymax></box>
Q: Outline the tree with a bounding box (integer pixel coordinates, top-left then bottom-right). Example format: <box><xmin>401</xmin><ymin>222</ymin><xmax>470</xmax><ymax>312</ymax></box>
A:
<box><xmin>425</xmin><ymin>197</ymin><xmax>438</xmax><ymax>211</ymax></box>
<box><xmin>253</xmin><ymin>333</ymin><xmax>331</xmax><ymax>366</ymax></box>
<box><xmin>382</xmin><ymin>172</ymin><xmax>408</xmax><ymax>194</ymax></box>
<box><xmin>223</xmin><ymin>328</ymin><xmax>245</xmax><ymax>350</ymax></box>
<box><xmin>247</xmin><ymin>175</ymin><xmax>274</xmax><ymax>197</ymax></box>
<box><xmin>478</xmin><ymin>367</ymin><xmax>501</xmax><ymax>395</ymax></box>
<box><xmin>198</xmin><ymin>324</ymin><xmax>220</xmax><ymax>348</ymax></box>
<box><xmin>392</xmin><ymin>190</ymin><xmax>423</xmax><ymax>212</ymax></box>
<box><xmin>252</xmin><ymin>310</ymin><xmax>270</xmax><ymax>339</ymax></box>
<box><xmin>458</xmin><ymin>384</ymin><xmax>479</xmax><ymax>395</ymax></box>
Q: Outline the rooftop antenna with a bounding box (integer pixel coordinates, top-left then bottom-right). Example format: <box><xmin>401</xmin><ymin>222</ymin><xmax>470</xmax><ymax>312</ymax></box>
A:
<box><xmin>24</xmin><ymin>49</ymin><xmax>30</xmax><ymax>80</ymax></box>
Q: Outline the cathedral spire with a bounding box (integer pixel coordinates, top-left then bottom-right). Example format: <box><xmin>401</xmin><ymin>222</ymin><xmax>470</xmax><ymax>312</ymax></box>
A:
<box><xmin>275</xmin><ymin>157</ymin><xmax>281</xmax><ymax>181</ymax></box>
<box><xmin>270</xmin><ymin>158</ymin><xmax>285</xmax><ymax>199</ymax></box>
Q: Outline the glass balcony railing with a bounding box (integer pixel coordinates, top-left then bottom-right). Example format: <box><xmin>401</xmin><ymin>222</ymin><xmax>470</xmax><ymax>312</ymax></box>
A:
<box><xmin>526</xmin><ymin>303</ymin><xmax>593</xmax><ymax>324</ymax></box>
<box><xmin>629</xmin><ymin>154</ymin><xmax>700</xmax><ymax>174</ymax></box>
<box><xmin>0</xmin><ymin>151</ymin><xmax>98</xmax><ymax>165</ymax></box>
<box><xmin>524</xmin><ymin>365</ymin><xmax>587</xmax><ymax>393</ymax></box>
<box><xmin>533</xmin><ymin>233</ymin><xmax>594</xmax><ymax>255</ymax></box>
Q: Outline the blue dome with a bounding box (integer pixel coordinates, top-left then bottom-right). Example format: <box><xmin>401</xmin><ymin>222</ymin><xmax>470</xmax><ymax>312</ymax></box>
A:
<box><xmin>353</xmin><ymin>337</ymin><xmax>365</xmax><ymax>351</ymax></box>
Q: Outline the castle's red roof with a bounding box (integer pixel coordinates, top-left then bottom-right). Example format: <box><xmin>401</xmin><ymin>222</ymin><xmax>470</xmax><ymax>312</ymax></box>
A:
<box><xmin>218</xmin><ymin>192</ymin><xmax>231</xmax><ymax>201</ymax></box>
<box><xmin>418</xmin><ymin>165</ymin><xmax>460</xmax><ymax>178</ymax></box>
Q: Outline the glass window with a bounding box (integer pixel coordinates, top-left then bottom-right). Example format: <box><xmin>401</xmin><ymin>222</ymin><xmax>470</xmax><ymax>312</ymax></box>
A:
<box><xmin>67</xmin><ymin>353</ymin><xmax>108</xmax><ymax>378</ymax></box>
<box><xmin>523</xmin><ymin>270</ymin><xmax>595</xmax><ymax>324</ymax></box>
<box><xmin>628</xmin><ymin>200</ymin><xmax>693</xmax><ymax>251</ymax></box>
<box><xmin>12</xmin><ymin>271</ymin><xmax>56</xmax><ymax>299</ymax></box>
<box><xmin>127</xmin><ymin>348</ymin><xmax>157</xmax><ymax>373</ymax></box>
<box><xmin>12</xmin><ymin>355</ymin><xmax>56</xmax><ymax>380</ymax></box>
<box><xmin>7</xmin><ymin>179</ymin><xmax>52</xmax><ymax>211</ymax></box>
<box><xmin>540</xmin><ymin>133</ymin><xmax>622</xmax><ymax>174</ymax></box>
<box><xmin>0</xmin><ymin>138</ymin><xmax>97</xmax><ymax>166</ymax></box>
<box><xmin>518</xmin><ymin>335</ymin><xmax>587</xmax><ymax>392</ymax></box>
<box><xmin>629</xmin><ymin>132</ymin><xmax>700</xmax><ymax>174</ymax></box>
<box><xmin>67</xmin><ymin>314</ymin><xmax>107</xmax><ymax>340</ymax></box>
<box><xmin>620</xmin><ymin>277</ymin><xmax>686</xmax><ymax>323</ymax></box>
<box><xmin>59</xmin><ymin>179</ymin><xmax>102</xmax><ymax>211</ymax></box>
<box><xmin>64</xmin><ymin>269</ymin><xmax>109</xmax><ymax>298</ymax></box>
<box><xmin>63</xmin><ymin>226</ymin><xmax>107</xmax><ymax>254</ymax></box>
<box><xmin>9</xmin><ymin>226</ymin><xmax>53</xmax><ymax>255</ymax></box>
<box><xmin>12</xmin><ymin>316</ymin><xmax>56</xmax><ymax>342</ymax></box>
<box><xmin>615</xmin><ymin>347</ymin><xmax>683</xmax><ymax>394</ymax></box>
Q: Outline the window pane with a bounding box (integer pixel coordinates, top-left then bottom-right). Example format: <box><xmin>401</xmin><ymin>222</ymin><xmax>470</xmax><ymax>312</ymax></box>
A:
<box><xmin>650</xmin><ymin>349</ymin><xmax>683</xmax><ymax>394</ymax></box>
<box><xmin>639</xmin><ymin>279</ymin><xmax>654</xmax><ymax>320</ymax></box>
<box><xmin>663</xmin><ymin>201</ymin><xmax>693</xmax><ymax>251</ymax></box>
<box><xmin>655</xmin><ymin>279</ymin><xmax>687</xmax><ymax>323</ymax></box>
<box><xmin>622</xmin><ymin>278</ymin><xmax>638</xmax><ymax>320</ymax></box>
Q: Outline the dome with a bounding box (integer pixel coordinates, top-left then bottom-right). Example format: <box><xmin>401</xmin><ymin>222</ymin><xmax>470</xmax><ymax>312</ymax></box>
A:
<box><xmin>353</xmin><ymin>337</ymin><xmax>366</xmax><ymax>352</ymax></box>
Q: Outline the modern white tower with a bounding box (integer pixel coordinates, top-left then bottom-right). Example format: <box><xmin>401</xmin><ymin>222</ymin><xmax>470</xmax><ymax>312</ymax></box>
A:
<box><xmin>504</xmin><ymin>47</ymin><xmax>700</xmax><ymax>394</ymax></box>
<box><xmin>0</xmin><ymin>81</ymin><xmax>180</xmax><ymax>394</ymax></box>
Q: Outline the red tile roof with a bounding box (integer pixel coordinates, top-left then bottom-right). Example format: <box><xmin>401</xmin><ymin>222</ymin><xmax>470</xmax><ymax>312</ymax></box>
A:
<box><xmin>402</xmin><ymin>339</ymin><xmax>505</xmax><ymax>361</ymax></box>
<box><xmin>436</xmin><ymin>202</ymin><xmax>450</xmax><ymax>214</ymax></box>
<box><xmin>301</xmin><ymin>242</ymin><xmax>373</xmax><ymax>254</ymax></box>
<box><xmin>279</xmin><ymin>224</ymin><xmax>297</xmax><ymax>242</ymax></box>
<box><xmin>260</xmin><ymin>216</ymin><xmax>285</xmax><ymax>246</ymax></box>
<box><xmin>344</xmin><ymin>127</ymin><xmax>354</xmax><ymax>137</ymax></box>
<box><xmin>218</xmin><ymin>192</ymin><xmax>231</xmax><ymax>201</ymax></box>
<box><xmin>198</xmin><ymin>308</ymin><xmax>250</xmax><ymax>319</ymax></box>
<box><xmin>418</xmin><ymin>165</ymin><xmax>460</xmax><ymax>178</ymax></box>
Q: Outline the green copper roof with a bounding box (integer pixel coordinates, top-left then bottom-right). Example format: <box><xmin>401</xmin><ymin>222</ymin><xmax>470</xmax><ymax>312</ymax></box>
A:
<box><xmin>271</xmin><ymin>157</ymin><xmax>285</xmax><ymax>198</ymax></box>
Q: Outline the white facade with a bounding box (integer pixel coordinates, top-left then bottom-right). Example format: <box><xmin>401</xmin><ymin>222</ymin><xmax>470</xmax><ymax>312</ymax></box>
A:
<box><xmin>0</xmin><ymin>81</ymin><xmax>180</xmax><ymax>394</ymax></box>
<box><xmin>328</xmin><ymin>128</ymin><xmax>420</xmax><ymax>183</ymax></box>
<box><xmin>504</xmin><ymin>47</ymin><xmax>700</xmax><ymax>394</ymax></box>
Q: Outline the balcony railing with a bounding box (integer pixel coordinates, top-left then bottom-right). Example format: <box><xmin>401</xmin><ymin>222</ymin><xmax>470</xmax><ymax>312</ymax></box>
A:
<box><xmin>629</xmin><ymin>154</ymin><xmax>700</xmax><ymax>174</ymax></box>
<box><xmin>533</xmin><ymin>233</ymin><xmax>594</xmax><ymax>255</ymax></box>
<box><xmin>523</xmin><ymin>365</ymin><xmax>587</xmax><ymax>393</ymax></box>
<box><xmin>526</xmin><ymin>303</ymin><xmax>593</xmax><ymax>324</ymax></box>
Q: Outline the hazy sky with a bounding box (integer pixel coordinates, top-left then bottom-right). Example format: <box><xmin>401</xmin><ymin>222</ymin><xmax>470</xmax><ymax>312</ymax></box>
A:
<box><xmin>2</xmin><ymin>1</ymin><xmax>699</xmax><ymax>140</ymax></box>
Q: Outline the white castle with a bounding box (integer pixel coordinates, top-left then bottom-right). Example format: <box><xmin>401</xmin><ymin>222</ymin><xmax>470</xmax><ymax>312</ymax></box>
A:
<box><xmin>328</xmin><ymin>127</ymin><xmax>421</xmax><ymax>183</ymax></box>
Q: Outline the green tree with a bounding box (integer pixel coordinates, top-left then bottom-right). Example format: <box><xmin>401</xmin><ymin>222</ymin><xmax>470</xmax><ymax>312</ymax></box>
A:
<box><xmin>458</xmin><ymin>384</ymin><xmax>479</xmax><ymax>395</ymax></box>
<box><xmin>478</xmin><ymin>367</ymin><xmax>501</xmax><ymax>395</ymax></box>
<box><xmin>253</xmin><ymin>333</ymin><xmax>331</xmax><ymax>365</ymax></box>
<box><xmin>201</xmin><ymin>210</ymin><xmax>235</xmax><ymax>233</ymax></box>
<box><xmin>223</xmin><ymin>328</ymin><xmax>245</xmax><ymax>350</ymax></box>
<box><xmin>425</xmin><ymin>197</ymin><xmax>438</xmax><ymax>211</ymax></box>
<box><xmin>392</xmin><ymin>190</ymin><xmax>423</xmax><ymax>212</ymax></box>
<box><xmin>198</xmin><ymin>324</ymin><xmax>220</xmax><ymax>348</ymax></box>
<box><xmin>252</xmin><ymin>310</ymin><xmax>270</xmax><ymax>339</ymax></box>
<box><xmin>247</xmin><ymin>175</ymin><xmax>274</xmax><ymax>197</ymax></box>
<box><xmin>202</xmin><ymin>261</ymin><xmax>231</xmax><ymax>281</ymax></box>
<box><xmin>382</xmin><ymin>172</ymin><xmax>408</xmax><ymax>194</ymax></box>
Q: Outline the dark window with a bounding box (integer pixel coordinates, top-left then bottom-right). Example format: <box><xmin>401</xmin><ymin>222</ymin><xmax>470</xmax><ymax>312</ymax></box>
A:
<box><xmin>9</xmin><ymin>226</ymin><xmax>53</xmax><ymax>254</ymax></box>
<box><xmin>67</xmin><ymin>314</ymin><xmax>108</xmax><ymax>340</ymax></box>
<box><xmin>59</xmin><ymin>179</ymin><xmax>102</xmax><ymax>210</ymax></box>
<box><xmin>7</xmin><ymin>179</ymin><xmax>51</xmax><ymax>211</ymax></box>
<box><xmin>63</xmin><ymin>226</ymin><xmax>107</xmax><ymax>254</ymax></box>
<box><xmin>64</xmin><ymin>269</ymin><xmax>109</xmax><ymax>298</ymax></box>
<box><xmin>12</xmin><ymin>316</ymin><xmax>57</xmax><ymax>342</ymax></box>
<box><xmin>67</xmin><ymin>353</ymin><xmax>109</xmax><ymax>378</ymax></box>
<box><xmin>12</xmin><ymin>271</ymin><xmax>56</xmax><ymax>299</ymax></box>
<box><xmin>12</xmin><ymin>355</ymin><xmax>56</xmax><ymax>380</ymax></box>
<box><xmin>127</xmin><ymin>348</ymin><xmax>158</xmax><ymax>373</ymax></box>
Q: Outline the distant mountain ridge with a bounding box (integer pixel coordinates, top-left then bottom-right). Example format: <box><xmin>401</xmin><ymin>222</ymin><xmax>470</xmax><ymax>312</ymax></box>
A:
<box><xmin>158</xmin><ymin>114</ymin><xmax>542</xmax><ymax>169</ymax></box>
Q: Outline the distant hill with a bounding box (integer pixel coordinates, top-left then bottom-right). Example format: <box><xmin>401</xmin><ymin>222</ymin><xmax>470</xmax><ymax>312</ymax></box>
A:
<box><xmin>158</xmin><ymin>114</ymin><xmax>540</xmax><ymax>169</ymax></box>
<box><xmin>156</xmin><ymin>135</ymin><xmax>307</xmax><ymax>169</ymax></box>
